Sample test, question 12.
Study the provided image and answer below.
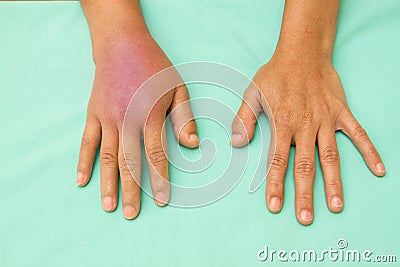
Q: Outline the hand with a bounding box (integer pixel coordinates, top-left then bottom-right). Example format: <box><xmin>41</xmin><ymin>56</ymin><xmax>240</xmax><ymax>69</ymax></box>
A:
<box><xmin>76</xmin><ymin>34</ymin><xmax>199</xmax><ymax>219</ymax></box>
<box><xmin>231</xmin><ymin>54</ymin><xmax>385</xmax><ymax>225</ymax></box>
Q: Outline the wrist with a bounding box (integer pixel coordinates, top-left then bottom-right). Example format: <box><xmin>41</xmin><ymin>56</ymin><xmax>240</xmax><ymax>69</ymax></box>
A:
<box><xmin>272</xmin><ymin>38</ymin><xmax>333</xmax><ymax>68</ymax></box>
<box><xmin>276</xmin><ymin>35</ymin><xmax>334</xmax><ymax>57</ymax></box>
<box><xmin>269</xmin><ymin>48</ymin><xmax>334</xmax><ymax>74</ymax></box>
<box><xmin>274</xmin><ymin>0</ymin><xmax>339</xmax><ymax>66</ymax></box>
<box><xmin>91</xmin><ymin>27</ymin><xmax>153</xmax><ymax>65</ymax></box>
<box><xmin>80</xmin><ymin>0</ymin><xmax>152</xmax><ymax>63</ymax></box>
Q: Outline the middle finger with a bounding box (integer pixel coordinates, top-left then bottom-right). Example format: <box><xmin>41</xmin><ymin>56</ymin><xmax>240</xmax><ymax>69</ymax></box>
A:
<box><xmin>294</xmin><ymin>128</ymin><xmax>317</xmax><ymax>225</ymax></box>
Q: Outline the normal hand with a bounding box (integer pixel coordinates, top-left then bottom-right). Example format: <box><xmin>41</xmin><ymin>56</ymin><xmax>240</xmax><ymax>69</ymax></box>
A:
<box><xmin>231</xmin><ymin>54</ymin><xmax>385</xmax><ymax>225</ymax></box>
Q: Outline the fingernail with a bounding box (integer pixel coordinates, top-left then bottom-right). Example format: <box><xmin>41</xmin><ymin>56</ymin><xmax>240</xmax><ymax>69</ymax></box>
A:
<box><xmin>330</xmin><ymin>196</ymin><xmax>343</xmax><ymax>208</ymax></box>
<box><xmin>76</xmin><ymin>172</ymin><xmax>84</xmax><ymax>185</ymax></box>
<box><xmin>231</xmin><ymin>133</ymin><xmax>242</xmax><ymax>141</ymax></box>
<box><xmin>123</xmin><ymin>205</ymin><xmax>137</xmax><ymax>219</ymax></box>
<box><xmin>269</xmin><ymin>197</ymin><xmax>281</xmax><ymax>212</ymax></box>
<box><xmin>189</xmin><ymin>134</ymin><xmax>199</xmax><ymax>142</ymax></box>
<box><xmin>376</xmin><ymin>162</ymin><xmax>385</xmax><ymax>173</ymax></box>
<box><xmin>102</xmin><ymin>196</ymin><xmax>114</xmax><ymax>211</ymax></box>
<box><xmin>300</xmin><ymin>209</ymin><xmax>313</xmax><ymax>222</ymax></box>
<box><xmin>154</xmin><ymin>192</ymin><xmax>168</xmax><ymax>206</ymax></box>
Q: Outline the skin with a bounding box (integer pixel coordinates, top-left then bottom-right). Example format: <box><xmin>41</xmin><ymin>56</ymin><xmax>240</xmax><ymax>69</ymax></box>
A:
<box><xmin>77</xmin><ymin>0</ymin><xmax>199</xmax><ymax>219</ymax></box>
<box><xmin>231</xmin><ymin>0</ymin><xmax>386</xmax><ymax>225</ymax></box>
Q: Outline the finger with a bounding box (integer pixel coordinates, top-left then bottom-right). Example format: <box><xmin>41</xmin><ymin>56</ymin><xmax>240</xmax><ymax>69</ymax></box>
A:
<box><xmin>231</xmin><ymin>83</ymin><xmax>262</xmax><ymax>147</ymax></box>
<box><xmin>294</xmin><ymin>129</ymin><xmax>317</xmax><ymax>225</ymax></box>
<box><xmin>337</xmin><ymin>107</ymin><xmax>386</xmax><ymax>176</ymax></box>
<box><xmin>100</xmin><ymin>127</ymin><xmax>119</xmax><ymax>212</ymax></box>
<box><xmin>169</xmin><ymin>85</ymin><xmax>199</xmax><ymax>148</ymax></box>
<box><xmin>77</xmin><ymin>116</ymin><xmax>101</xmax><ymax>186</ymax></box>
<box><xmin>118</xmin><ymin>132</ymin><xmax>141</xmax><ymax>220</ymax></box>
<box><xmin>266</xmin><ymin>125</ymin><xmax>291</xmax><ymax>213</ymax></box>
<box><xmin>317</xmin><ymin>123</ymin><xmax>344</xmax><ymax>213</ymax></box>
<box><xmin>145</xmin><ymin>106</ymin><xmax>170</xmax><ymax>206</ymax></box>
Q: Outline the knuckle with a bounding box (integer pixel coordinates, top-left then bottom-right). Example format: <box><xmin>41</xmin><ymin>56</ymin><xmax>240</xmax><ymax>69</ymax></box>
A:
<box><xmin>267</xmin><ymin>179</ymin><xmax>284</xmax><ymax>193</ymax></box>
<box><xmin>295</xmin><ymin>158</ymin><xmax>315</xmax><ymax>177</ymax></box>
<box><xmin>147</xmin><ymin>146</ymin><xmax>167</xmax><ymax>166</ymax></box>
<box><xmin>320</xmin><ymin>146</ymin><xmax>339</xmax><ymax>164</ymax></box>
<box><xmin>116</xmin><ymin>105</ymin><xmax>128</xmax><ymax>124</ymax></box>
<box><xmin>118</xmin><ymin>162</ymin><xmax>131</xmax><ymax>178</ymax></box>
<box><xmin>269</xmin><ymin>153</ymin><xmax>288</xmax><ymax>170</ymax></box>
<box><xmin>352</xmin><ymin>125</ymin><xmax>368</xmax><ymax>140</ymax></box>
<box><xmin>319</xmin><ymin>102</ymin><xmax>330</xmax><ymax>115</ymax></box>
<box><xmin>81</xmin><ymin>135</ymin><xmax>95</xmax><ymax>149</ymax></box>
<box><xmin>301</xmin><ymin>111</ymin><xmax>314</xmax><ymax>123</ymax></box>
<box><xmin>243</xmin><ymin>85</ymin><xmax>262</xmax><ymax>107</ymax></box>
<box><xmin>101</xmin><ymin>150</ymin><xmax>117</xmax><ymax>167</ymax></box>
<box><xmin>366</xmin><ymin>146</ymin><xmax>378</xmax><ymax>157</ymax></box>
<box><xmin>326</xmin><ymin>179</ymin><xmax>342</xmax><ymax>190</ymax></box>
<box><xmin>175</xmin><ymin>119</ymin><xmax>196</xmax><ymax>136</ymax></box>
<box><xmin>77</xmin><ymin>160</ymin><xmax>90</xmax><ymax>171</ymax></box>
<box><xmin>298</xmin><ymin>193</ymin><xmax>313</xmax><ymax>203</ymax></box>
<box><xmin>274</xmin><ymin>106</ymin><xmax>292</xmax><ymax>125</ymax></box>
<box><xmin>118</xmin><ymin>153</ymin><xmax>140</xmax><ymax>177</ymax></box>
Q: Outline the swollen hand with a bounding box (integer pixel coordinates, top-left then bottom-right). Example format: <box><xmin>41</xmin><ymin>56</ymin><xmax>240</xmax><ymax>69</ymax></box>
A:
<box><xmin>76</xmin><ymin>35</ymin><xmax>199</xmax><ymax>219</ymax></box>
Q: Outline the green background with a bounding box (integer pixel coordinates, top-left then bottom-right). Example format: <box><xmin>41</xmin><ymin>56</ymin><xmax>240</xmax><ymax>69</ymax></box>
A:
<box><xmin>0</xmin><ymin>1</ymin><xmax>399</xmax><ymax>266</ymax></box>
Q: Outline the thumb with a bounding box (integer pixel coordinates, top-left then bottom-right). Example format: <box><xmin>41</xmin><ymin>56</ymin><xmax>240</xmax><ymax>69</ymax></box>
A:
<box><xmin>169</xmin><ymin>85</ymin><xmax>199</xmax><ymax>148</ymax></box>
<box><xmin>231</xmin><ymin>84</ymin><xmax>262</xmax><ymax>147</ymax></box>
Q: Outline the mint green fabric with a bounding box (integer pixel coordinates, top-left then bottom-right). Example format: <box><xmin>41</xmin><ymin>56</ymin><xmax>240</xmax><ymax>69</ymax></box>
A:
<box><xmin>1</xmin><ymin>1</ymin><xmax>399</xmax><ymax>266</ymax></box>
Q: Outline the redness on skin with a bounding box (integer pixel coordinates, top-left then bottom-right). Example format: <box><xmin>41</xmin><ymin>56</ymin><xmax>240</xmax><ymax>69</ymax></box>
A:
<box><xmin>93</xmin><ymin>40</ymin><xmax>172</xmax><ymax>122</ymax></box>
